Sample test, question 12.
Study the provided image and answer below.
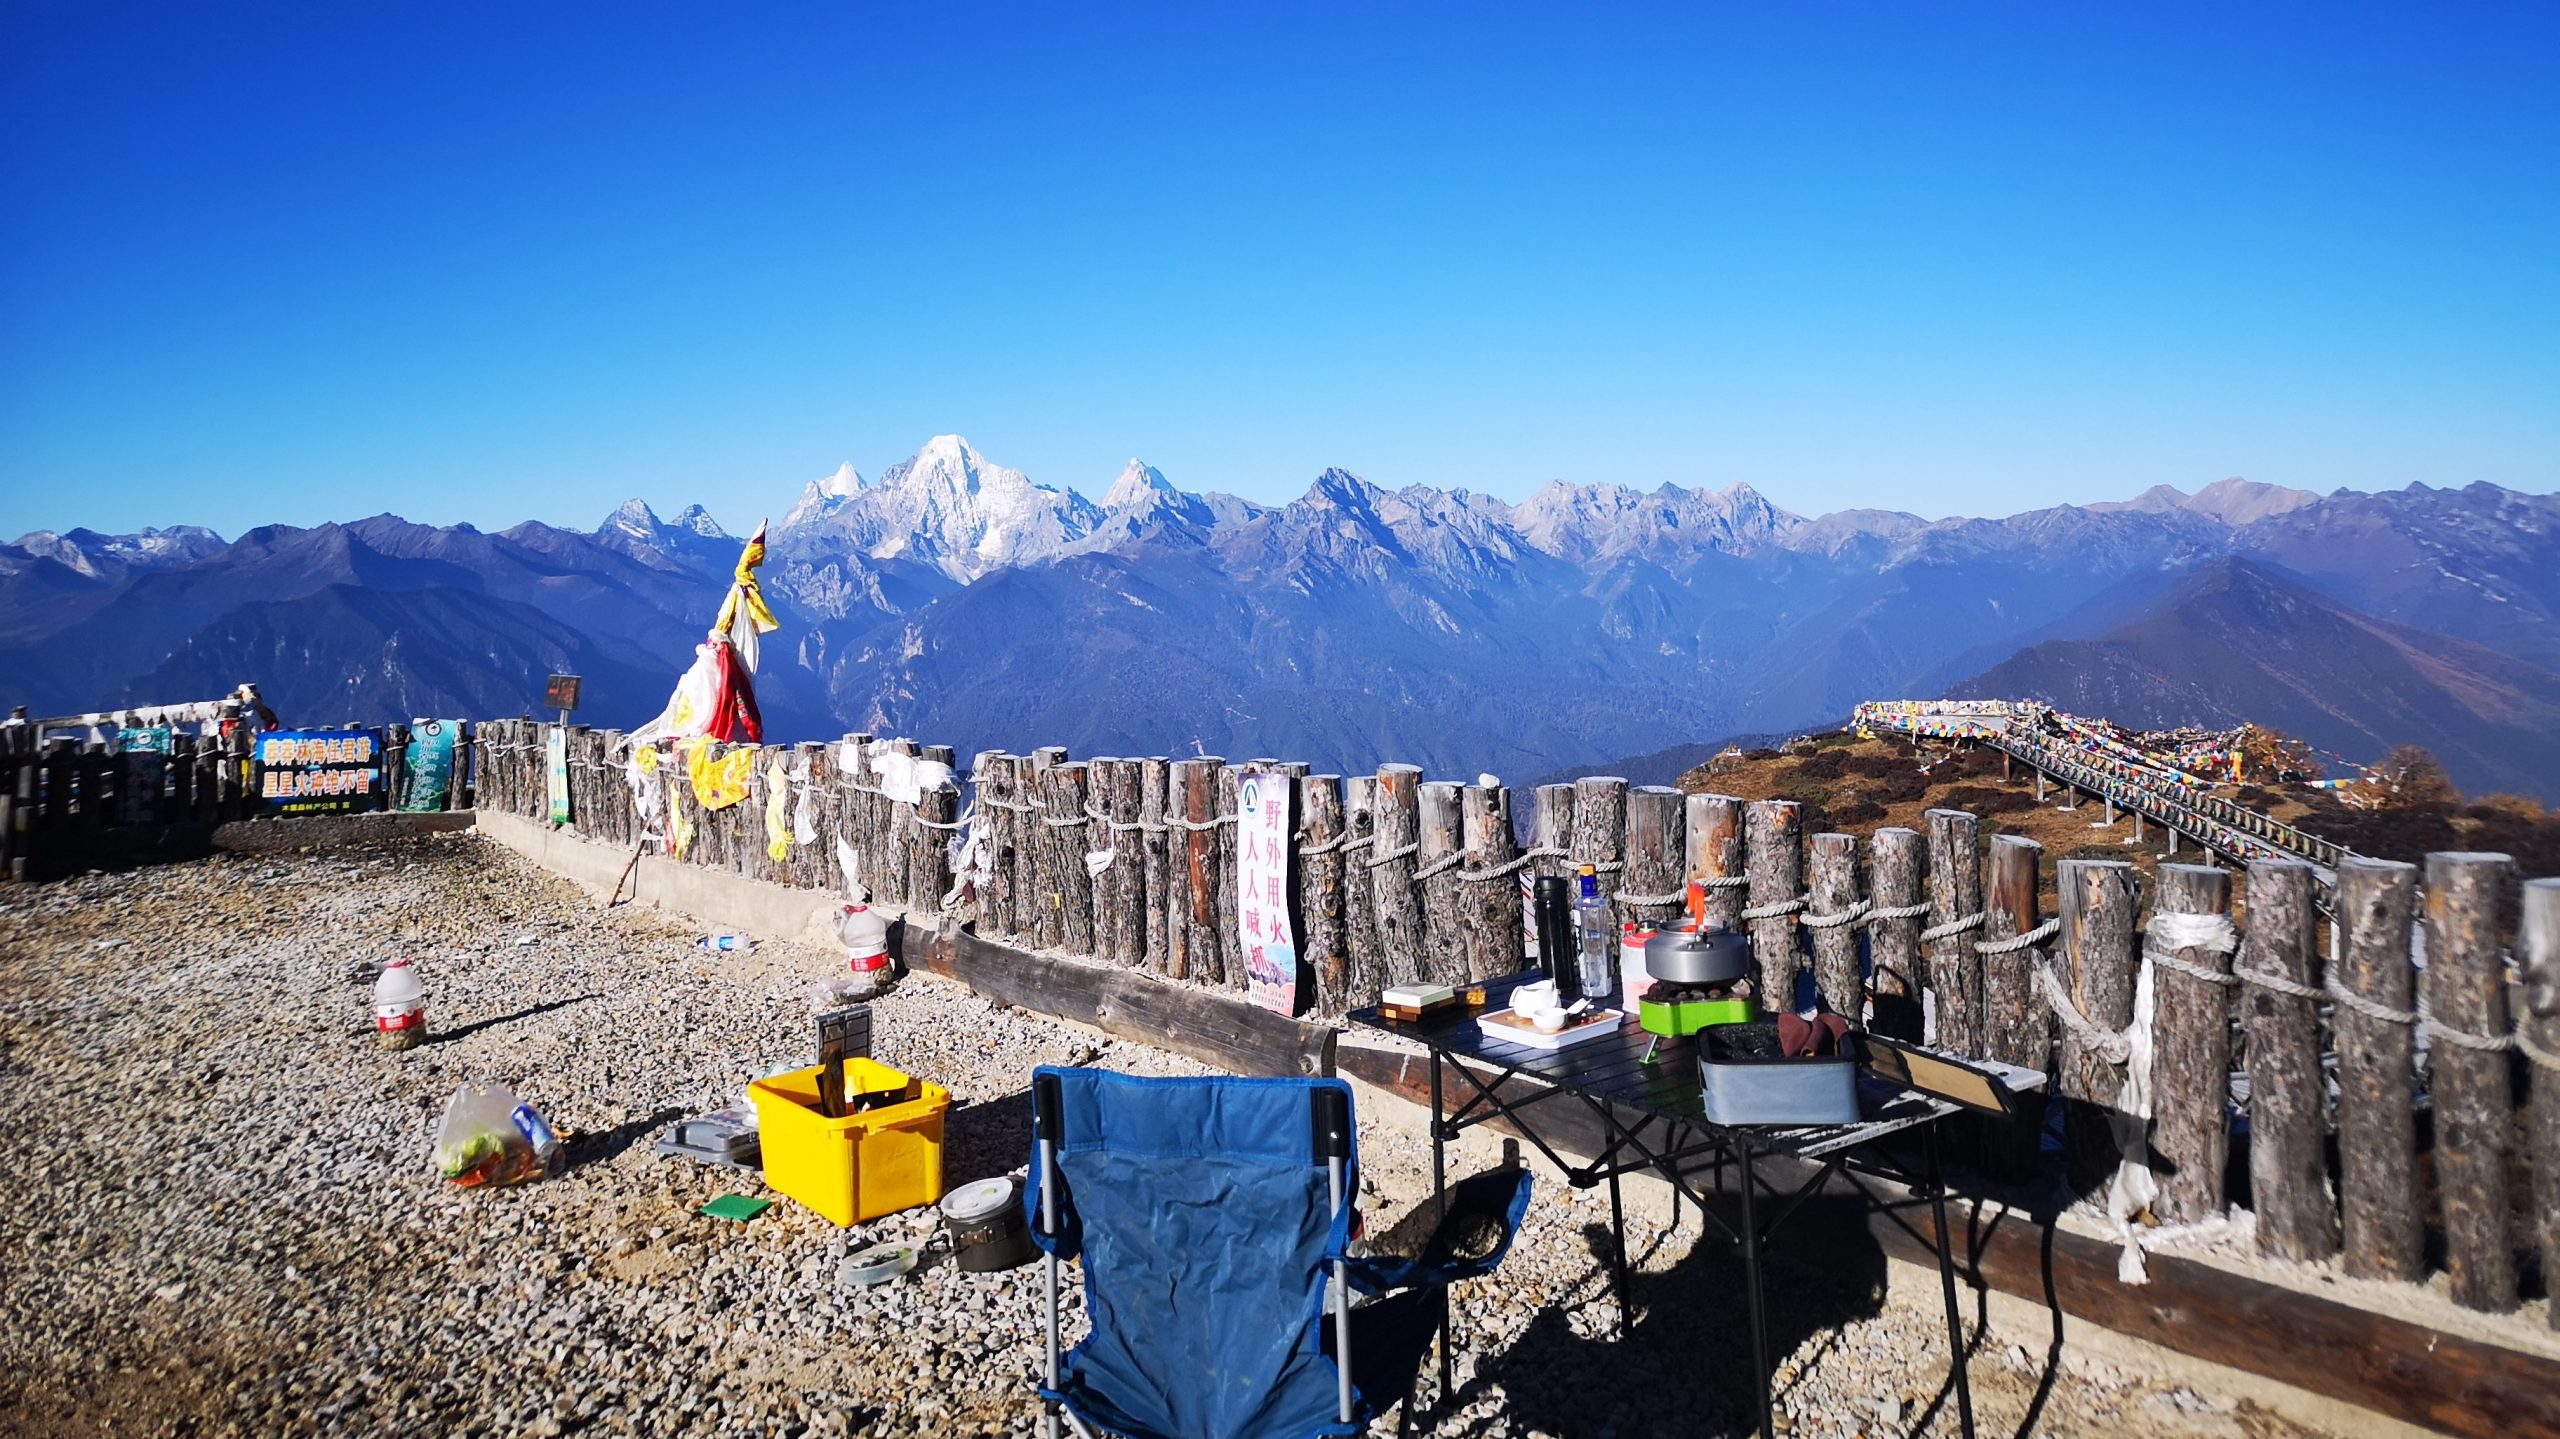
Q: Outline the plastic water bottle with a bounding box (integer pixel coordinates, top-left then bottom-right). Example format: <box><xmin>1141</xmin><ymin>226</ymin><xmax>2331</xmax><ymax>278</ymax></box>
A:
<box><xmin>1574</xmin><ymin>864</ymin><xmax>1616</xmax><ymax>1004</ymax></box>
<box><xmin>839</xmin><ymin>904</ymin><xmax>891</xmax><ymax>1000</ymax></box>
<box><xmin>372</xmin><ymin>958</ymin><xmax>427</xmax><ymax>1051</ymax></box>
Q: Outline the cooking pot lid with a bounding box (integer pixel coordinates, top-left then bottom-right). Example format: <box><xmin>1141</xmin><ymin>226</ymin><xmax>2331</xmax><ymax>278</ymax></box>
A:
<box><xmin>940</xmin><ymin>1176</ymin><xmax>1019</xmax><ymax>1223</ymax></box>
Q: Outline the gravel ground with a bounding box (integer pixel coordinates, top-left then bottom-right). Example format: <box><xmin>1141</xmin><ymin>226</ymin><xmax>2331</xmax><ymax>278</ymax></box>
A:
<box><xmin>0</xmin><ymin>837</ymin><xmax>2353</xmax><ymax>1439</ymax></box>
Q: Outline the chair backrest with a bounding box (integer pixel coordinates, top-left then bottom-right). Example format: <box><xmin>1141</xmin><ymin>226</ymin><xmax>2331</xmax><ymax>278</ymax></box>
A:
<box><xmin>1028</xmin><ymin>1066</ymin><xmax>1359</xmax><ymax>1439</ymax></box>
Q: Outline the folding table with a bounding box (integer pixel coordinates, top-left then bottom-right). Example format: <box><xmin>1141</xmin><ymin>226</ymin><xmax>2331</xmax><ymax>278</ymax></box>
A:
<box><xmin>1351</xmin><ymin>973</ymin><xmax>1986</xmax><ymax>1439</ymax></box>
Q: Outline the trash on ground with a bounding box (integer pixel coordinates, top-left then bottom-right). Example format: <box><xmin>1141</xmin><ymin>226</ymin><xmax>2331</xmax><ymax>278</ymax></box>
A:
<box><xmin>836</xmin><ymin>904</ymin><xmax>890</xmax><ymax>999</ymax></box>
<box><xmin>840</xmin><ymin>1242</ymin><xmax>918</xmax><ymax>1287</ymax></box>
<box><xmin>655</xmin><ymin>1110</ymin><xmax>761</xmax><ymax>1169</ymax></box>
<box><xmin>371</xmin><ymin>957</ymin><xmax>427</xmax><ymax>1051</ymax></box>
<box><xmin>698</xmin><ymin>934</ymin><xmax>752</xmax><ymax>953</ymax></box>
<box><xmin>699</xmin><ymin>1193</ymin><xmax>773</xmax><ymax>1223</ymax></box>
<box><xmin>433</xmin><ymin>1081</ymin><xmax>561</xmax><ymax>1187</ymax></box>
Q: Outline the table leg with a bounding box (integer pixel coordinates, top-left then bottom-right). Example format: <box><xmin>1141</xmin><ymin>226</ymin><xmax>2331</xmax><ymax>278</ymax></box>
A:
<box><xmin>1927</xmin><ymin>1124</ymin><xmax>1977</xmax><ymax>1439</ymax></box>
<box><xmin>1604</xmin><ymin>1103</ymin><xmax>1628</xmax><ymax>1340</ymax></box>
<box><xmin>1431</xmin><ymin>1049</ymin><xmax>1450</xmax><ymax>1404</ymax></box>
<box><xmin>1740</xmin><ymin>1147</ymin><xmax>1773</xmax><ymax>1439</ymax></box>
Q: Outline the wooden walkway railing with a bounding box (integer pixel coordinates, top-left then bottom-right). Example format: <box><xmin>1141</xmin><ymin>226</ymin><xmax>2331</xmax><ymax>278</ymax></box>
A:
<box><xmin>1855</xmin><ymin>700</ymin><xmax>2352</xmax><ymax>874</ymax></box>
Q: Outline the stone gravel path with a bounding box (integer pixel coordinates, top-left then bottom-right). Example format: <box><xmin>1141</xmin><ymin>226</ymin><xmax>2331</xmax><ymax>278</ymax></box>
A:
<box><xmin>0</xmin><ymin>836</ymin><xmax>2347</xmax><ymax>1438</ymax></box>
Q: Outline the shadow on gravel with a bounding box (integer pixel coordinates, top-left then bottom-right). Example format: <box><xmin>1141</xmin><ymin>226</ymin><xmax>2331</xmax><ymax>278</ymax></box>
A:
<box><xmin>432</xmin><ymin>992</ymin><xmax>603</xmax><ymax>1045</ymax></box>
<box><xmin>944</xmin><ymin>1088</ymin><xmax>1035</xmax><ymax>1188</ymax></box>
<box><xmin>564</xmin><ymin>1106</ymin><xmax>683</xmax><ymax>1170</ymax></box>
<box><xmin>1458</xmin><ymin>1192</ymin><xmax>1890</xmax><ymax>1438</ymax></box>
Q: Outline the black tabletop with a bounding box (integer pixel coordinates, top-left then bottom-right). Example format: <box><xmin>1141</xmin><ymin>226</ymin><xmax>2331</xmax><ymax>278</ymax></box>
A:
<box><xmin>1348</xmin><ymin>971</ymin><xmax>1959</xmax><ymax>1160</ymax></box>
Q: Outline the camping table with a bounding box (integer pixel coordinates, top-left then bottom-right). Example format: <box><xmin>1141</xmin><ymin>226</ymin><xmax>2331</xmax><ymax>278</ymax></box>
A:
<box><xmin>1350</xmin><ymin>975</ymin><xmax>1980</xmax><ymax>1439</ymax></box>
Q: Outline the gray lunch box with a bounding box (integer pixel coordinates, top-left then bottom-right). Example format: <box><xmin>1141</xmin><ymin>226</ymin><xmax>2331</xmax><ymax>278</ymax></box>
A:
<box><xmin>1696</xmin><ymin>1021</ymin><xmax>1862</xmax><ymax>1125</ymax></box>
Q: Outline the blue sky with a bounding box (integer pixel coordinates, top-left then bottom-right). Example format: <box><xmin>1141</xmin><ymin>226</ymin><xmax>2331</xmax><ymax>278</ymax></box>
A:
<box><xmin>3</xmin><ymin>3</ymin><xmax>2554</xmax><ymax>539</ymax></box>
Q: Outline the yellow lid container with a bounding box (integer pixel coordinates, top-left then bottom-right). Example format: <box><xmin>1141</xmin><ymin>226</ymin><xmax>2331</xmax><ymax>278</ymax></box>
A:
<box><xmin>748</xmin><ymin>1057</ymin><xmax>949</xmax><ymax>1226</ymax></box>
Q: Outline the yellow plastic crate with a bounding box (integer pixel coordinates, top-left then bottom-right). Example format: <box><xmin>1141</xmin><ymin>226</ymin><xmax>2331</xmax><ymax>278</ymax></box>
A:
<box><xmin>749</xmin><ymin>1057</ymin><xmax>949</xmax><ymax>1226</ymax></box>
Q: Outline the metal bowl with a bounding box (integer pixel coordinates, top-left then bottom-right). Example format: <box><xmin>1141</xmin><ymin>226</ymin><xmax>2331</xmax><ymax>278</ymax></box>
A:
<box><xmin>1643</xmin><ymin>927</ymin><xmax>1749</xmax><ymax>987</ymax></box>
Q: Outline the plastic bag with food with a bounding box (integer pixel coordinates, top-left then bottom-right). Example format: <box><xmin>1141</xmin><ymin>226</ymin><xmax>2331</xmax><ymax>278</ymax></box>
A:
<box><xmin>433</xmin><ymin>1081</ymin><xmax>561</xmax><ymax>1187</ymax></box>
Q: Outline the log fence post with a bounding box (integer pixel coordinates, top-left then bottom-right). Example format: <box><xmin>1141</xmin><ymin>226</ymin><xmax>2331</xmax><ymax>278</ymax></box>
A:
<box><xmin>1806</xmin><ymin>832</ymin><xmax>1860</xmax><ymax>1018</ymax></box>
<box><xmin>1417</xmin><ymin>781</ymin><xmax>1466</xmax><ymax>986</ymax></box>
<box><xmin>1370</xmin><ymin>765</ymin><xmax>1425</xmax><ymax>987</ymax></box>
<box><xmin>2245</xmin><ymin>858</ymin><xmax>2339</xmax><ymax>1264</ymax></box>
<box><xmin>1342</xmin><ymin>776</ymin><xmax>1383</xmax><ymax>1002</ymax></box>
<box><xmin>1979</xmin><ymin>832</ymin><xmax>2047</xmax><ymax>1180</ymax></box>
<box><xmin>1140</xmin><ymin>758</ymin><xmax>1174</xmax><ymax>973</ymax></box>
<box><xmin>1743</xmin><ymin>799</ymin><xmax>1804</xmax><ymax>1012</ymax></box>
<box><xmin>1686</xmin><ymin>793</ymin><xmax>1746</xmax><ymax>935</ymax></box>
<box><xmin>2149</xmin><ymin>863</ymin><xmax>2236</xmax><ymax>1224</ymax></box>
<box><xmin>1570</xmin><ymin>776</ymin><xmax>1627</xmax><ymax>925</ymax></box>
<box><xmin>980</xmin><ymin>754</ymin><xmax>1017</xmax><ymax>936</ymax></box>
<box><xmin>1177</xmin><ymin>757</ymin><xmax>1223</xmax><ymax>983</ymax></box>
<box><xmin>1924</xmin><ymin>809</ymin><xmax>1984</xmax><ymax>1054</ymax></box>
<box><xmin>2335</xmin><ymin>857</ymin><xmax>2422</xmax><ymax>1281</ymax></box>
<box><xmin>1620</xmin><ymin>785</ymin><xmax>1687</xmax><ymax>955</ymax></box>
<box><xmin>1049</xmin><ymin>761</ymin><xmax>1096</xmax><ymax>955</ymax></box>
<box><xmin>1299</xmin><ymin>776</ymin><xmax>1348</xmax><ymax>1012</ymax></box>
<box><xmin>1867</xmin><ymin>827</ymin><xmax>1925</xmax><ymax>1040</ymax></box>
<box><xmin>2522</xmin><ymin>878</ymin><xmax>2560</xmax><ymax>1331</ymax></box>
<box><xmin>1099</xmin><ymin>757</ymin><xmax>1145</xmax><ymax>967</ymax></box>
<box><xmin>2422</xmin><ymin>851</ymin><xmax>2517</xmax><ymax>1309</ymax></box>
<box><xmin>1462</xmin><ymin>782</ymin><xmax>1523</xmax><ymax>982</ymax></box>
<box><xmin>2056</xmin><ymin>857</ymin><xmax>2137</xmax><ymax>1193</ymax></box>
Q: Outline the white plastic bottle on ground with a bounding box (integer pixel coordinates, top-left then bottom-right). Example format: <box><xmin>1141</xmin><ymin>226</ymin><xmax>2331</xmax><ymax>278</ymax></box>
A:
<box><xmin>372</xmin><ymin>958</ymin><xmax>427</xmax><ymax>1051</ymax></box>
<box><xmin>838</xmin><ymin>904</ymin><xmax>891</xmax><ymax>1000</ymax></box>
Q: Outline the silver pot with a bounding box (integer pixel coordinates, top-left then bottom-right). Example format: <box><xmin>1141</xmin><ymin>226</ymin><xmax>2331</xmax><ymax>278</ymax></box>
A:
<box><xmin>1643</xmin><ymin>927</ymin><xmax>1750</xmax><ymax>987</ymax></box>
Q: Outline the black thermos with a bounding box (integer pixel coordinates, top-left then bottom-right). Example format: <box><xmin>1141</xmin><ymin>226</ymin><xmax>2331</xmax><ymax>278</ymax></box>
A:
<box><xmin>1532</xmin><ymin>876</ymin><xmax>1580</xmax><ymax>1000</ymax></box>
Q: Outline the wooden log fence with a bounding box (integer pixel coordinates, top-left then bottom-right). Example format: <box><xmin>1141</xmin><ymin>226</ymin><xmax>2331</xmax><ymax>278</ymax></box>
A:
<box><xmin>14</xmin><ymin>709</ymin><xmax>2560</xmax><ymax>1321</ymax></box>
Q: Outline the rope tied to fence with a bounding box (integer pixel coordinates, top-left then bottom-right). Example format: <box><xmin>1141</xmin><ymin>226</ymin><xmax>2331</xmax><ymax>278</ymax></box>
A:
<box><xmin>1169</xmin><ymin>813</ymin><xmax>1238</xmax><ymax>833</ymax></box>
<box><xmin>1739</xmin><ymin>896</ymin><xmax>1805</xmax><ymax>922</ymax></box>
<box><xmin>2322</xmin><ymin>973</ymin><xmax>2411</xmax><ymax>1023</ymax></box>
<box><xmin>1859</xmin><ymin>899</ymin><xmax>1933</xmax><ymax>925</ymax></box>
<box><xmin>1365</xmin><ymin>841</ymin><xmax>1420</xmax><ymax>869</ymax></box>
<box><xmin>1919</xmin><ymin>911</ymin><xmax>1984</xmax><ymax>944</ymax></box>
<box><xmin>1296</xmin><ymin>830</ymin><xmax>1365</xmax><ymax>857</ymax></box>
<box><xmin>1453</xmin><ymin>844</ymin><xmax>1566</xmax><ymax>883</ymax></box>
<box><xmin>1800</xmin><ymin>899</ymin><xmax>1871</xmax><ymax>930</ymax></box>
<box><xmin>1694</xmin><ymin>873</ymin><xmax>1751</xmax><ymax>890</ymax></box>
<box><xmin>2031</xmin><ymin>957</ymin><xmax>2134</xmax><ymax>1066</ymax></box>
<box><xmin>1413</xmin><ymin>852</ymin><xmax>1463</xmax><ymax>881</ymax></box>
<box><xmin>1040</xmin><ymin>811</ymin><xmax>1090</xmax><ymax>828</ymax></box>
<box><xmin>2517</xmin><ymin>1028</ymin><xmax>2560</xmax><ymax>1073</ymax></box>
<box><xmin>1084</xmin><ymin>804</ymin><xmax>1148</xmax><ymax>834</ymax></box>
<box><xmin>1615</xmin><ymin>889</ymin><xmax>1689</xmax><ymax>908</ymax></box>
<box><xmin>1975</xmin><ymin>916</ymin><xmax>2062</xmax><ymax>956</ymax></box>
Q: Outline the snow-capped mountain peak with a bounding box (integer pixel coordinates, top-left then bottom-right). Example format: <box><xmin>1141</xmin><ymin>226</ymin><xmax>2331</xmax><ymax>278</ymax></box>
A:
<box><xmin>777</xmin><ymin>436</ymin><xmax>1102</xmax><ymax>582</ymax></box>
<box><xmin>7</xmin><ymin>524</ymin><xmax>226</xmax><ymax>578</ymax></box>
<box><xmin>1103</xmin><ymin>459</ymin><xmax>1178</xmax><ymax>510</ymax></box>
<box><xmin>671</xmin><ymin>505</ymin><xmax>729</xmax><ymax>539</ymax></box>
<box><xmin>784</xmin><ymin>461</ymin><xmax>865</xmax><ymax>529</ymax></box>
<box><xmin>604</xmin><ymin>498</ymin><xmax>664</xmax><ymax>541</ymax></box>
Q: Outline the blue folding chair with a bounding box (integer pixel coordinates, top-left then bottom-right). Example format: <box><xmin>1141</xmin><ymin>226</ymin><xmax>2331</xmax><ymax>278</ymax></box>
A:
<box><xmin>1026</xmin><ymin>1066</ymin><xmax>1533</xmax><ymax>1439</ymax></box>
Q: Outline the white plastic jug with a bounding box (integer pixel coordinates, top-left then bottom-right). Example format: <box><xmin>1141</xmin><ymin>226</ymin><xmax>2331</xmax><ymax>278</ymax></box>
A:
<box><xmin>838</xmin><ymin>904</ymin><xmax>890</xmax><ymax>998</ymax></box>
<box><xmin>373</xmin><ymin>958</ymin><xmax>427</xmax><ymax>1051</ymax></box>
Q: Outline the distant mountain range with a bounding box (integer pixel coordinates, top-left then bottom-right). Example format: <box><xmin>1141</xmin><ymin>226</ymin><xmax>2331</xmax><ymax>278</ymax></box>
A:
<box><xmin>5</xmin><ymin>435</ymin><xmax>2555</xmax><ymax>800</ymax></box>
